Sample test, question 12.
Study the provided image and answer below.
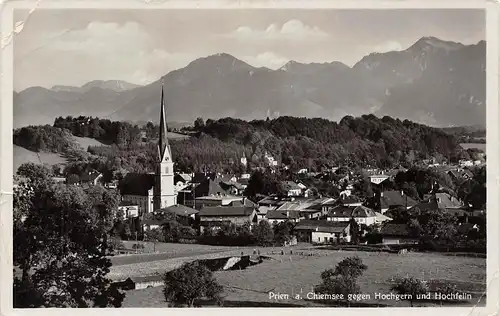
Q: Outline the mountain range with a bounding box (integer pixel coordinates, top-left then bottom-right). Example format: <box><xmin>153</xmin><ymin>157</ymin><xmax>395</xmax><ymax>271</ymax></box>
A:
<box><xmin>14</xmin><ymin>36</ymin><xmax>486</xmax><ymax>128</ymax></box>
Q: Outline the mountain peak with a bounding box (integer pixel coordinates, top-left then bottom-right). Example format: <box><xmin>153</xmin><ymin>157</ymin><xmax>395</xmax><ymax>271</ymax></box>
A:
<box><xmin>407</xmin><ymin>36</ymin><xmax>464</xmax><ymax>53</ymax></box>
<box><xmin>280</xmin><ymin>60</ymin><xmax>349</xmax><ymax>74</ymax></box>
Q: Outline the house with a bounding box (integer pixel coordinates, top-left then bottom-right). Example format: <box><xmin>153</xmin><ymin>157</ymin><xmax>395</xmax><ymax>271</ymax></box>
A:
<box><xmin>337</xmin><ymin>194</ymin><xmax>363</xmax><ymax>207</ymax></box>
<box><xmin>459</xmin><ymin>160</ymin><xmax>474</xmax><ymax>167</ymax></box>
<box><xmin>198</xmin><ymin>206</ymin><xmax>258</xmax><ymax>233</ymax></box>
<box><xmin>219</xmin><ymin>180</ymin><xmax>245</xmax><ymax>196</ymax></box>
<box><xmin>326</xmin><ymin>205</ymin><xmax>378</xmax><ymax>226</ymax></box>
<box><xmin>120</xmin><ymin>173</ymin><xmax>156</xmax><ymax>215</ymax></box>
<box><xmin>118</xmin><ymin>201</ymin><xmax>139</xmax><ymax>219</ymax></box>
<box><xmin>240</xmin><ymin>156</ymin><xmax>248</xmax><ymax>167</ymax></box>
<box><xmin>374</xmin><ymin>190</ymin><xmax>418</xmax><ymax>214</ymax></box>
<box><xmin>257</xmin><ymin>196</ymin><xmax>286</xmax><ymax>208</ymax></box>
<box><xmin>281</xmin><ymin>181</ymin><xmax>302</xmax><ymax>197</ymax></box>
<box><xmin>298</xmin><ymin>168</ymin><xmax>308</xmax><ymax>174</ymax></box>
<box><xmin>275</xmin><ymin>198</ymin><xmax>334</xmax><ymax>221</ymax></box>
<box><xmin>374</xmin><ymin>212</ymin><xmax>393</xmax><ymax>224</ymax></box>
<box><xmin>380</xmin><ymin>223</ymin><xmax>419</xmax><ymax>245</ymax></box>
<box><xmin>158</xmin><ymin>204</ymin><xmax>198</xmax><ymax>226</ymax></box>
<box><xmin>51</xmin><ymin>176</ymin><xmax>66</xmax><ymax>183</ymax></box>
<box><xmin>193</xmin><ymin>195</ymin><xmax>246</xmax><ymax>210</ymax></box>
<box><xmin>80</xmin><ymin>170</ymin><xmax>103</xmax><ymax>186</ymax></box>
<box><xmin>294</xmin><ymin>220</ymin><xmax>351</xmax><ymax>244</ymax></box>
<box><xmin>174</xmin><ymin>173</ymin><xmax>192</xmax><ymax>185</ymax></box>
<box><xmin>266</xmin><ymin>210</ymin><xmax>303</xmax><ymax>225</ymax></box>
<box><xmin>192</xmin><ymin>172</ymin><xmax>217</xmax><ymax>183</ymax></box>
<box><xmin>413</xmin><ymin>192</ymin><xmax>467</xmax><ymax>217</ymax></box>
<box><xmin>369</xmin><ymin>174</ymin><xmax>390</xmax><ymax>185</ymax></box>
<box><xmin>447</xmin><ymin>169</ymin><xmax>474</xmax><ymax>182</ymax></box>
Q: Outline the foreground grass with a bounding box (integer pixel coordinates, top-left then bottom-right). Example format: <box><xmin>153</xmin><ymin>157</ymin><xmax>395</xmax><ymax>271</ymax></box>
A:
<box><xmin>122</xmin><ymin>249</ymin><xmax>486</xmax><ymax>307</ymax></box>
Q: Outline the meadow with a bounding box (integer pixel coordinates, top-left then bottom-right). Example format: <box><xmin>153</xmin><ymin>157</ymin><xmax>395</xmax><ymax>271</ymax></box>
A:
<box><xmin>13</xmin><ymin>145</ymin><xmax>67</xmax><ymax>171</ymax></box>
<box><xmin>121</xmin><ymin>249</ymin><xmax>486</xmax><ymax>308</ymax></box>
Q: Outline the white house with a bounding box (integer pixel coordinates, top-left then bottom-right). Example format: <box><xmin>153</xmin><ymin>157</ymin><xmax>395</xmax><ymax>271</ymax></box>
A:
<box><xmin>369</xmin><ymin>174</ymin><xmax>390</xmax><ymax>185</ymax></box>
<box><xmin>294</xmin><ymin>220</ymin><xmax>351</xmax><ymax>244</ymax></box>
<box><xmin>118</xmin><ymin>202</ymin><xmax>139</xmax><ymax>219</ymax></box>
<box><xmin>326</xmin><ymin>205</ymin><xmax>377</xmax><ymax>226</ymax></box>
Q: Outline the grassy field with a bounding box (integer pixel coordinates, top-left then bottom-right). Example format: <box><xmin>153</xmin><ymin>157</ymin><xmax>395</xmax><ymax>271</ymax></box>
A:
<box><xmin>13</xmin><ymin>145</ymin><xmax>67</xmax><ymax>171</ymax></box>
<box><xmin>121</xmin><ymin>249</ymin><xmax>486</xmax><ymax>308</ymax></box>
<box><xmin>72</xmin><ymin>136</ymin><xmax>110</xmax><ymax>149</ymax></box>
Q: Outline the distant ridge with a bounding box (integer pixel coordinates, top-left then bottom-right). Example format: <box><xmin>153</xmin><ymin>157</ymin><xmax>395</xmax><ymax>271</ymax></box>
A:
<box><xmin>15</xmin><ymin>36</ymin><xmax>485</xmax><ymax>128</ymax></box>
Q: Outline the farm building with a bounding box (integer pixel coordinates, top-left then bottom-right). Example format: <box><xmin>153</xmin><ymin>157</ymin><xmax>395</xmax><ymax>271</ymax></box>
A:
<box><xmin>294</xmin><ymin>220</ymin><xmax>351</xmax><ymax>244</ymax></box>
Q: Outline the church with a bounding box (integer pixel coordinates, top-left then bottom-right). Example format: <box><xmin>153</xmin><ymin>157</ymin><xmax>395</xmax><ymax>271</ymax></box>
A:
<box><xmin>119</xmin><ymin>82</ymin><xmax>177</xmax><ymax>215</ymax></box>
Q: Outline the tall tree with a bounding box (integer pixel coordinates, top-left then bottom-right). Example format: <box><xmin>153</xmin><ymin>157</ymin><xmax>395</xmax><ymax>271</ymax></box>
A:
<box><xmin>13</xmin><ymin>167</ymin><xmax>124</xmax><ymax>307</ymax></box>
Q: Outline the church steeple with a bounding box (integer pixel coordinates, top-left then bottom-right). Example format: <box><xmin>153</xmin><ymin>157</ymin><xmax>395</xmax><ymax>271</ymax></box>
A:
<box><xmin>158</xmin><ymin>79</ymin><xmax>171</xmax><ymax>162</ymax></box>
<box><xmin>153</xmin><ymin>79</ymin><xmax>176</xmax><ymax>211</ymax></box>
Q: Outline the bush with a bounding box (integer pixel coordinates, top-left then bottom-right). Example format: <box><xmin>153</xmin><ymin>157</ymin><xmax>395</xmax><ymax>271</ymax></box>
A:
<box><xmin>314</xmin><ymin>256</ymin><xmax>367</xmax><ymax>306</ymax></box>
<box><xmin>391</xmin><ymin>277</ymin><xmax>428</xmax><ymax>307</ymax></box>
<box><xmin>163</xmin><ymin>261</ymin><xmax>223</xmax><ymax>307</ymax></box>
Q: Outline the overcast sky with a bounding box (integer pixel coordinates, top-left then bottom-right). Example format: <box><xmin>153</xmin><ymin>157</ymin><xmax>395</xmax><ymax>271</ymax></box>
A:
<box><xmin>13</xmin><ymin>9</ymin><xmax>485</xmax><ymax>91</ymax></box>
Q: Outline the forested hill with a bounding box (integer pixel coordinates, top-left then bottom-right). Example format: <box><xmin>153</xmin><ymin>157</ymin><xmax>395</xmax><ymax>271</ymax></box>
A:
<box><xmin>193</xmin><ymin>115</ymin><xmax>461</xmax><ymax>169</ymax></box>
<box><xmin>13</xmin><ymin>114</ymin><xmax>463</xmax><ymax>174</ymax></box>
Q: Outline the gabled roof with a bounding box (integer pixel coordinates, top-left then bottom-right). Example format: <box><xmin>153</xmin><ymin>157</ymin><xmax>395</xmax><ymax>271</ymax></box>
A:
<box><xmin>258</xmin><ymin>196</ymin><xmax>284</xmax><ymax>206</ymax></box>
<box><xmin>228</xmin><ymin>198</ymin><xmax>257</xmax><ymax>208</ymax></box>
<box><xmin>295</xmin><ymin>220</ymin><xmax>349</xmax><ymax>233</ymax></box>
<box><xmin>327</xmin><ymin>205</ymin><xmax>376</xmax><ymax>218</ymax></box>
<box><xmin>380</xmin><ymin>190</ymin><xmax>418</xmax><ymax>209</ymax></box>
<box><xmin>266</xmin><ymin>209</ymin><xmax>301</xmax><ymax>220</ymax></box>
<box><xmin>281</xmin><ymin>181</ymin><xmax>302</xmax><ymax>191</ymax></box>
<box><xmin>80</xmin><ymin>170</ymin><xmax>102</xmax><ymax>182</ymax></box>
<box><xmin>199</xmin><ymin>206</ymin><xmax>255</xmax><ymax>217</ymax></box>
<box><xmin>176</xmin><ymin>173</ymin><xmax>192</xmax><ymax>182</ymax></box>
<box><xmin>160</xmin><ymin>204</ymin><xmax>198</xmax><ymax>216</ymax></box>
<box><xmin>435</xmin><ymin>193</ymin><xmax>464</xmax><ymax>209</ymax></box>
<box><xmin>119</xmin><ymin>173</ymin><xmax>155</xmax><ymax>196</ymax></box>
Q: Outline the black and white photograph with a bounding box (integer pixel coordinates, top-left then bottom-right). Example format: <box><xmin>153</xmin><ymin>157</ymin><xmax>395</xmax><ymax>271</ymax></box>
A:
<box><xmin>1</xmin><ymin>0</ymin><xmax>498</xmax><ymax>312</ymax></box>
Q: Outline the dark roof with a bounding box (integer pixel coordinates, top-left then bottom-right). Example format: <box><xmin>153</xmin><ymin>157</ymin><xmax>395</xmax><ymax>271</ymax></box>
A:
<box><xmin>193</xmin><ymin>172</ymin><xmax>217</xmax><ymax>183</ymax></box>
<box><xmin>80</xmin><ymin>170</ymin><xmax>102</xmax><ymax>182</ymax></box>
<box><xmin>281</xmin><ymin>181</ymin><xmax>302</xmax><ymax>191</ymax></box>
<box><xmin>380</xmin><ymin>190</ymin><xmax>418</xmax><ymax>209</ymax></box>
<box><xmin>380</xmin><ymin>223</ymin><xmax>413</xmax><ymax>237</ymax></box>
<box><xmin>160</xmin><ymin>204</ymin><xmax>198</xmax><ymax>216</ymax></box>
<box><xmin>119</xmin><ymin>200</ymin><xmax>137</xmax><ymax>206</ymax></box>
<box><xmin>266</xmin><ymin>210</ymin><xmax>301</xmax><ymax>220</ymax></box>
<box><xmin>295</xmin><ymin>220</ymin><xmax>349</xmax><ymax>233</ymax></box>
<box><xmin>219</xmin><ymin>180</ymin><xmax>245</xmax><ymax>190</ymax></box>
<box><xmin>119</xmin><ymin>173</ymin><xmax>155</xmax><ymax>196</ymax></box>
<box><xmin>228</xmin><ymin>199</ymin><xmax>257</xmax><ymax>208</ymax></box>
<box><xmin>328</xmin><ymin>205</ymin><xmax>376</xmax><ymax>218</ymax></box>
<box><xmin>199</xmin><ymin>206</ymin><xmax>255</xmax><ymax>217</ymax></box>
<box><xmin>258</xmin><ymin>196</ymin><xmax>284</xmax><ymax>207</ymax></box>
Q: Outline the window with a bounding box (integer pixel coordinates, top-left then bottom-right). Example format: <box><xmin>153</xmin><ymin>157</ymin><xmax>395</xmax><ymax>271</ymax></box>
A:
<box><xmin>318</xmin><ymin>237</ymin><xmax>321</xmax><ymax>242</ymax></box>
<box><xmin>165</xmin><ymin>167</ymin><xmax>169</xmax><ymax>174</ymax></box>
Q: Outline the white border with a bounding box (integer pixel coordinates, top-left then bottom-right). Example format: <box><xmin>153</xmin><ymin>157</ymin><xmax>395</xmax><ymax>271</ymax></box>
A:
<box><xmin>1</xmin><ymin>1</ymin><xmax>498</xmax><ymax>316</ymax></box>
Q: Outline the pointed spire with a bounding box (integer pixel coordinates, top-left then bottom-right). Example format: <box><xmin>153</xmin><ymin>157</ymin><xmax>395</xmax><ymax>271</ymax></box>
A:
<box><xmin>158</xmin><ymin>79</ymin><xmax>170</xmax><ymax>161</ymax></box>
